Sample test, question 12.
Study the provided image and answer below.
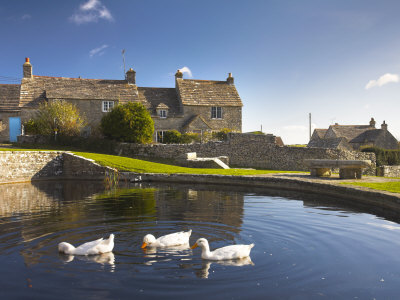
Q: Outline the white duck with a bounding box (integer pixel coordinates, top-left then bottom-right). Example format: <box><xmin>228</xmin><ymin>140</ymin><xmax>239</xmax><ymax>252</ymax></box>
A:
<box><xmin>141</xmin><ymin>230</ymin><xmax>192</xmax><ymax>248</ymax></box>
<box><xmin>191</xmin><ymin>238</ymin><xmax>254</xmax><ymax>260</ymax></box>
<box><xmin>58</xmin><ymin>234</ymin><xmax>114</xmax><ymax>255</ymax></box>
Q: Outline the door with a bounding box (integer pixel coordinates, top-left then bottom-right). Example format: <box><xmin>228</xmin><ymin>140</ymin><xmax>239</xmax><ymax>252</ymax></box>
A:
<box><xmin>9</xmin><ymin>117</ymin><xmax>21</xmax><ymax>142</ymax></box>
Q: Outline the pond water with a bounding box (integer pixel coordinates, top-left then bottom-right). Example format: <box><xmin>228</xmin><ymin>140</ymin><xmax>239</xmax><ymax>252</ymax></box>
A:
<box><xmin>1</xmin><ymin>181</ymin><xmax>400</xmax><ymax>299</ymax></box>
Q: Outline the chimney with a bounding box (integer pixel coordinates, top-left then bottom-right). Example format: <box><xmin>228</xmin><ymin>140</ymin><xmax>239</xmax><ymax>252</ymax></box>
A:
<box><xmin>126</xmin><ymin>68</ymin><xmax>136</xmax><ymax>84</ymax></box>
<box><xmin>175</xmin><ymin>69</ymin><xmax>183</xmax><ymax>80</ymax></box>
<box><xmin>23</xmin><ymin>57</ymin><xmax>32</xmax><ymax>78</ymax></box>
<box><xmin>369</xmin><ymin>117</ymin><xmax>376</xmax><ymax>128</ymax></box>
<box><xmin>381</xmin><ymin>120</ymin><xmax>388</xmax><ymax>131</ymax></box>
<box><xmin>227</xmin><ymin>72</ymin><xmax>234</xmax><ymax>85</ymax></box>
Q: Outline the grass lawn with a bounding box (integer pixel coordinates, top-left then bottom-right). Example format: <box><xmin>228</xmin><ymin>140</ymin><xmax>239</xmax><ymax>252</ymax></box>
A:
<box><xmin>341</xmin><ymin>181</ymin><xmax>400</xmax><ymax>194</ymax></box>
<box><xmin>72</xmin><ymin>151</ymin><xmax>298</xmax><ymax>176</ymax></box>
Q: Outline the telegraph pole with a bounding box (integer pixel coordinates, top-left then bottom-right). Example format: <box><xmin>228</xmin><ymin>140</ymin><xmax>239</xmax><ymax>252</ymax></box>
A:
<box><xmin>122</xmin><ymin>49</ymin><xmax>126</xmax><ymax>78</ymax></box>
<box><xmin>309</xmin><ymin>113</ymin><xmax>312</xmax><ymax>141</ymax></box>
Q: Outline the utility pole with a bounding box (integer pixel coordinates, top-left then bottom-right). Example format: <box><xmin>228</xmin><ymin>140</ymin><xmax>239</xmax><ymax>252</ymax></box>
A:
<box><xmin>122</xmin><ymin>49</ymin><xmax>126</xmax><ymax>78</ymax></box>
<box><xmin>309</xmin><ymin>113</ymin><xmax>312</xmax><ymax>141</ymax></box>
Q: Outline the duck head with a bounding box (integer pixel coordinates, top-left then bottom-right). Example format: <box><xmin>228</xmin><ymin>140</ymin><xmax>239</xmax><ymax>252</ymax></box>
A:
<box><xmin>141</xmin><ymin>234</ymin><xmax>156</xmax><ymax>248</ymax></box>
<box><xmin>58</xmin><ymin>242</ymin><xmax>75</xmax><ymax>255</ymax></box>
<box><xmin>191</xmin><ymin>238</ymin><xmax>209</xmax><ymax>250</ymax></box>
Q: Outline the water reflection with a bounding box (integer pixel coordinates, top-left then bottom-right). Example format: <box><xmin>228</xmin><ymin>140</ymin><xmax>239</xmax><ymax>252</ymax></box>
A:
<box><xmin>59</xmin><ymin>252</ymin><xmax>115</xmax><ymax>266</ymax></box>
<box><xmin>197</xmin><ymin>257</ymin><xmax>254</xmax><ymax>279</ymax></box>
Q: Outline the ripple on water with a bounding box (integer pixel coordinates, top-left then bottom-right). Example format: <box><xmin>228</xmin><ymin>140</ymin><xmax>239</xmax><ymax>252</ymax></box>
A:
<box><xmin>1</xmin><ymin>182</ymin><xmax>400</xmax><ymax>299</ymax></box>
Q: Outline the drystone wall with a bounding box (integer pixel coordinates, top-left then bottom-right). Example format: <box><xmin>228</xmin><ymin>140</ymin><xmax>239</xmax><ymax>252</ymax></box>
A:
<box><xmin>0</xmin><ymin>151</ymin><xmax>63</xmax><ymax>182</ymax></box>
<box><xmin>114</xmin><ymin>133</ymin><xmax>376</xmax><ymax>175</ymax></box>
<box><xmin>0</xmin><ymin>152</ymin><xmax>114</xmax><ymax>183</ymax></box>
<box><xmin>377</xmin><ymin>166</ymin><xmax>400</xmax><ymax>177</ymax></box>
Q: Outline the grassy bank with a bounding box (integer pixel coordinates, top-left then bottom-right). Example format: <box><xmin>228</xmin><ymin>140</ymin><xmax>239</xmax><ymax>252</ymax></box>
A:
<box><xmin>72</xmin><ymin>151</ymin><xmax>297</xmax><ymax>176</ymax></box>
<box><xmin>341</xmin><ymin>181</ymin><xmax>400</xmax><ymax>194</ymax></box>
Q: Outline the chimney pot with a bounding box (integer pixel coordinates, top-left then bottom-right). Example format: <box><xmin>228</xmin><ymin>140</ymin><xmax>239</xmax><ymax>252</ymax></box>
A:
<box><xmin>369</xmin><ymin>117</ymin><xmax>376</xmax><ymax>128</ymax></box>
<box><xmin>227</xmin><ymin>72</ymin><xmax>234</xmax><ymax>85</ymax></box>
<box><xmin>175</xmin><ymin>69</ymin><xmax>183</xmax><ymax>79</ymax></box>
<box><xmin>23</xmin><ymin>57</ymin><xmax>32</xmax><ymax>78</ymax></box>
<box><xmin>126</xmin><ymin>68</ymin><xmax>136</xmax><ymax>84</ymax></box>
<box><xmin>381</xmin><ymin>120</ymin><xmax>388</xmax><ymax>130</ymax></box>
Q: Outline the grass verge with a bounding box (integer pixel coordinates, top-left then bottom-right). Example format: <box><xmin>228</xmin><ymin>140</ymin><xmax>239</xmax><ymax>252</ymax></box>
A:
<box><xmin>341</xmin><ymin>182</ymin><xmax>400</xmax><ymax>194</ymax></box>
<box><xmin>72</xmin><ymin>151</ymin><xmax>298</xmax><ymax>176</ymax></box>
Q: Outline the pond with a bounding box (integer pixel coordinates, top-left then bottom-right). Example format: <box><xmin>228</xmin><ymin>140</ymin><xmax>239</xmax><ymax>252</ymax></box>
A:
<box><xmin>1</xmin><ymin>181</ymin><xmax>400</xmax><ymax>299</ymax></box>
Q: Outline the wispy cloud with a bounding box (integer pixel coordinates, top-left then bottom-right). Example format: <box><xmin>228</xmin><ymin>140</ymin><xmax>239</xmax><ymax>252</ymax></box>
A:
<box><xmin>179</xmin><ymin>66</ymin><xmax>193</xmax><ymax>78</ymax></box>
<box><xmin>70</xmin><ymin>0</ymin><xmax>113</xmax><ymax>25</ymax></box>
<box><xmin>365</xmin><ymin>73</ymin><xmax>399</xmax><ymax>90</ymax></box>
<box><xmin>21</xmin><ymin>14</ymin><xmax>31</xmax><ymax>20</ymax></box>
<box><xmin>89</xmin><ymin>44</ymin><xmax>109</xmax><ymax>57</ymax></box>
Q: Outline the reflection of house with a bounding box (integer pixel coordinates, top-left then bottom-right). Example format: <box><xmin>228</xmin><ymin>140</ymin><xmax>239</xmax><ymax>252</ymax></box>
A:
<box><xmin>308</xmin><ymin>118</ymin><xmax>398</xmax><ymax>150</ymax></box>
<box><xmin>0</xmin><ymin>58</ymin><xmax>243</xmax><ymax>142</ymax></box>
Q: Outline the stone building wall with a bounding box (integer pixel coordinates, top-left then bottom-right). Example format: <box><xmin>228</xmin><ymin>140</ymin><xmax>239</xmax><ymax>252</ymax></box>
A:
<box><xmin>0</xmin><ymin>111</ymin><xmax>20</xmax><ymax>142</ymax></box>
<box><xmin>182</xmin><ymin>106</ymin><xmax>242</xmax><ymax>132</ymax></box>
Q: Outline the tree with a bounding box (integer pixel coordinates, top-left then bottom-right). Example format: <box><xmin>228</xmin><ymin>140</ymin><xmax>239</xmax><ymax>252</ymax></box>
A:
<box><xmin>100</xmin><ymin>102</ymin><xmax>154</xmax><ymax>143</ymax></box>
<box><xmin>26</xmin><ymin>100</ymin><xmax>86</xmax><ymax>136</ymax></box>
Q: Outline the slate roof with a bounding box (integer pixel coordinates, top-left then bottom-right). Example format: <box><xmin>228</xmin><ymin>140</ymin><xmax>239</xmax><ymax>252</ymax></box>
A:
<box><xmin>176</xmin><ymin>78</ymin><xmax>242</xmax><ymax>106</ymax></box>
<box><xmin>138</xmin><ymin>87</ymin><xmax>181</xmax><ymax>116</ymax></box>
<box><xmin>0</xmin><ymin>84</ymin><xmax>21</xmax><ymax>111</ymax></box>
<box><xmin>351</xmin><ymin>129</ymin><xmax>384</xmax><ymax>144</ymax></box>
<box><xmin>19</xmin><ymin>76</ymin><xmax>143</xmax><ymax>108</ymax></box>
<box><xmin>329</xmin><ymin>125</ymin><xmax>373</xmax><ymax>142</ymax></box>
<box><xmin>313</xmin><ymin>129</ymin><xmax>327</xmax><ymax>139</ymax></box>
<box><xmin>307</xmin><ymin>137</ymin><xmax>352</xmax><ymax>150</ymax></box>
<box><xmin>182</xmin><ymin>114</ymin><xmax>212</xmax><ymax>130</ymax></box>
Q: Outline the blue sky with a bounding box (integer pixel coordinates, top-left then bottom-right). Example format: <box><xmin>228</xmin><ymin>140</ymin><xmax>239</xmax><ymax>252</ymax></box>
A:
<box><xmin>1</xmin><ymin>0</ymin><xmax>400</xmax><ymax>144</ymax></box>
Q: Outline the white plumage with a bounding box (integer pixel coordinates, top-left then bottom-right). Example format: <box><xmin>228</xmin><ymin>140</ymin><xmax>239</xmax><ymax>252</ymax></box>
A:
<box><xmin>141</xmin><ymin>230</ymin><xmax>192</xmax><ymax>248</ymax></box>
<box><xmin>191</xmin><ymin>238</ymin><xmax>254</xmax><ymax>260</ymax></box>
<box><xmin>58</xmin><ymin>234</ymin><xmax>114</xmax><ymax>255</ymax></box>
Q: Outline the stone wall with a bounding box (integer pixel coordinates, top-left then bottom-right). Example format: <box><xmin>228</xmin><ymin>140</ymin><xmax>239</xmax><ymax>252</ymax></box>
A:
<box><xmin>377</xmin><ymin>165</ymin><xmax>400</xmax><ymax>177</ymax></box>
<box><xmin>0</xmin><ymin>151</ymin><xmax>114</xmax><ymax>183</ymax></box>
<box><xmin>0</xmin><ymin>151</ymin><xmax>63</xmax><ymax>182</ymax></box>
<box><xmin>114</xmin><ymin>133</ymin><xmax>376</xmax><ymax>175</ymax></box>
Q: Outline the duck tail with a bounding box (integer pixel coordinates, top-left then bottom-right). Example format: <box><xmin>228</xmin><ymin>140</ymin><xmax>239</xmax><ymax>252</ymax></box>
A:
<box><xmin>108</xmin><ymin>234</ymin><xmax>115</xmax><ymax>242</ymax></box>
<box><xmin>187</xmin><ymin>229</ymin><xmax>192</xmax><ymax>235</ymax></box>
<box><xmin>249</xmin><ymin>243</ymin><xmax>255</xmax><ymax>248</ymax></box>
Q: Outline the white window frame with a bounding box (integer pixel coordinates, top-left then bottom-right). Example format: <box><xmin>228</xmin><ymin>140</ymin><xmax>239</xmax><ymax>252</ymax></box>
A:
<box><xmin>102</xmin><ymin>101</ymin><xmax>114</xmax><ymax>112</ymax></box>
<box><xmin>211</xmin><ymin>106</ymin><xmax>222</xmax><ymax>119</ymax></box>
<box><xmin>159</xmin><ymin>109</ymin><xmax>167</xmax><ymax>118</ymax></box>
<box><xmin>156</xmin><ymin>131</ymin><xmax>165</xmax><ymax>143</ymax></box>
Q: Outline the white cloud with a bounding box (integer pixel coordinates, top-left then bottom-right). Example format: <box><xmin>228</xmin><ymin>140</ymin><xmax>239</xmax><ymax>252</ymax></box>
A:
<box><xmin>89</xmin><ymin>44</ymin><xmax>108</xmax><ymax>57</ymax></box>
<box><xmin>70</xmin><ymin>0</ymin><xmax>113</xmax><ymax>24</ymax></box>
<box><xmin>179</xmin><ymin>66</ymin><xmax>193</xmax><ymax>78</ymax></box>
<box><xmin>365</xmin><ymin>73</ymin><xmax>399</xmax><ymax>90</ymax></box>
<box><xmin>21</xmin><ymin>14</ymin><xmax>31</xmax><ymax>20</ymax></box>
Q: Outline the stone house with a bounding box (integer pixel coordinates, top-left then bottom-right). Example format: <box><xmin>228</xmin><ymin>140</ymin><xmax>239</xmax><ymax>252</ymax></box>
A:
<box><xmin>308</xmin><ymin>118</ymin><xmax>398</xmax><ymax>150</ymax></box>
<box><xmin>0</xmin><ymin>58</ymin><xmax>243</xmax><ymax>142</ymax></box>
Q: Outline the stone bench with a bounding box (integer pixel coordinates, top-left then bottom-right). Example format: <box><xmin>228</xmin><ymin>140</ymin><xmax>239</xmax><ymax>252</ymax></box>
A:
<box><xmin>304</xmin><ymin>159</ymin><xmax>372</xmax><ymax>179</ymax></box>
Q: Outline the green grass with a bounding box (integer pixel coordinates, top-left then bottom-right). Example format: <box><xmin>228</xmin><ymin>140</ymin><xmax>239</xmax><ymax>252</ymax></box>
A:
<box><xmin>341</xmin><ymin>181</ymin><xmax>400</xmax><ymax>194</ymax></box>
<box><xmin>72</xmin><ymin>151</ymin><xmax>297</xmax><ymax>176</ymax></box>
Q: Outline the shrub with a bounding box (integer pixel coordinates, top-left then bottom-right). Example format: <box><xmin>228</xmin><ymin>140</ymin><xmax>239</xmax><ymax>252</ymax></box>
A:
<box><xmin>100</xmin><ymin>102</ymin><xmax>154</xmax><ymax>144</ymax></box>
<box><xmin>212</xmin><ymin>128</ymin><xmax>232</xmax><ymax>141</ymax></box>
<box><xmin>163</xmin><ymin>130</ymin><xmax>182</xmax><ymax>144</ymax></box>
<box><xmin>31</xmin><ymin>100</ymin><xmax>86</xmax><ymax>136</ymax></box>
<box><xmin>361</xmin><ymin>147</ymin><xmax>400</xmax><ymax>166</ymax></box>
<box><xmin>23</xmin><ymin>119</ymin><xmax>40</xmax><ymax>135</ymax></box>
<box><xmin>181</xmin><ymin>132</ymin><xmax>200</xmax><ymax>144</ymax></box>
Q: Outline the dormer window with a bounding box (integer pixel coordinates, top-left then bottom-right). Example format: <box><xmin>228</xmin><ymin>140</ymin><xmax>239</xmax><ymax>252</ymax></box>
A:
<box><xmin>156</xmin><ymin>103</ymin><xmax>169</xmax><ymax>119</ymax></box>
<box><xmin>211</xmin><ymin>106</ymin><xmax>222</xmax><ymax>119</ymax></box>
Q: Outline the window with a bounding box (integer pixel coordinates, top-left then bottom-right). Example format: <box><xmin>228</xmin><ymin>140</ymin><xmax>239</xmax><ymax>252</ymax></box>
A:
<box><xmin>102</xmin><ymin>101</ymin><xmax>114</xmax><ymax>112</ymax></box>
<box><xmin>211</xmin><ymin>106</ymin><xmax>222</xmax><ymax>119</ymax></box>
<box><xmin>159</xmin><ymin>110</ymin><xmax>167</xmax><ymax>118</ymax></box>
<box><xmin>156</xmin><ymin>131</ymin><xmax>165</xmax><ymax>143</ymax></box>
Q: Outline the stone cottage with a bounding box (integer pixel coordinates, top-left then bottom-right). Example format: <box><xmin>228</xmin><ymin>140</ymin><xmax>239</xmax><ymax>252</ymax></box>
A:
<box><xmin>0</xmin><ymin>58</ymin><xmax>243</xmax><ymax>142</ymax></box>
<box><xmin>308</xmin><ymin>118</ymin><xmax>398</xmax><ymax>150</ymax></box>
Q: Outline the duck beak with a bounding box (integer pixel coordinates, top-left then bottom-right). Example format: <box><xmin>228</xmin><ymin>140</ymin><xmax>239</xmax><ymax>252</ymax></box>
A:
<box><xmin>191</xmin><ymin>243</ymin><xmax>198</xmax><ymax>249</ymax></box>
<box><xmin>141</xmin><ymin>242</ymin><xmax>147</xmax><ymax>248</ymax></box>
